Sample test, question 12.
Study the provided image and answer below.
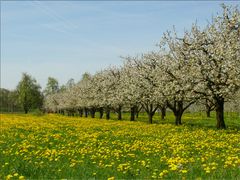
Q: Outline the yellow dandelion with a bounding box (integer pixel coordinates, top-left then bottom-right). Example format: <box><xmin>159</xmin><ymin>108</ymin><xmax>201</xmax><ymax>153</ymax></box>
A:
<box><xmin>6</xmin><ymin>175</ymin><xmax>13</xmax><ymax>180</ymax></box>
<box><xmin>107</xmin><ymin>177</ymin><xmax>115</xmax><ymax>180</ymax></box>
<box><xmin>19</xmin><ymin>176</ymin><xmax>25</xmax><ymax>180</ymax></box>
<box><xmin>181</xmin><ymin>169</ymin><xmax>188</xmax><ymax>173</ymax></box>
<box><xmin>70</xmin><ymin>162</ymin><xmax>76</xmax><ymax>167</ymax></box>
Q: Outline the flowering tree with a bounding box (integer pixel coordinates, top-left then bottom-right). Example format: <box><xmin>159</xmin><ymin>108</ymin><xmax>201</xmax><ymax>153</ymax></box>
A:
<box><xmin>44</xmin><ymin>90</ymin><xmax>64</xmax><ymax>113</ymax></box>
<box><xmin>61</xmin><ymin>84</ymin><xmax>77</xmax><ymax>116</ymax></box>
<box><xmin>91</xmin><ymin>67</ymin><xmax>125</xmax><ymax>120</ymax></box>
<box><xmin>121</xmin><ymin>57</ymin><xmax>144</xmax><ymax>121</ymax></box>
<box><xmin>122</xmin><ymin>53</ymin><xmax>166</xmax><ymax>123</ymax></box>
<box><xmin>105</xmin><ymin>67</ymin><xmax>125</xmax><ymax>120</ymax></box>
<box><xmin>157</xmin><ymin>30</ymin><xmax>199</xmax><ymax>125</ymax></box>
<box><xmin>183</xmin><ymin>5</ymin><xmax>240</xmax><ymax>128</ymax></box>
<box><xmin>75</xmin><ymin>73</ymin><xmax>93</xmax><ymax>117</ymax></box>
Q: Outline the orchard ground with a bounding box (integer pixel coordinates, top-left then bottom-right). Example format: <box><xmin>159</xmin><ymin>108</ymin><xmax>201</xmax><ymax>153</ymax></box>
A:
<box><xmin>0</xmin><ymin>113</ymin><xmax>240</xmax><ymax>179</ymax></box>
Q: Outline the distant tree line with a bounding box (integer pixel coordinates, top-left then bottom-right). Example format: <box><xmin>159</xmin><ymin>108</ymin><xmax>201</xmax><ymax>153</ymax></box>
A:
<box><xmin>0</xmin><ymin>88</ymin><xmax>21</xmax><ymax>112</ymax></box>
<box><xmin>0</xmin><ymin>74</ymin><xmax>73</xmax><ymax>114</ymax></box>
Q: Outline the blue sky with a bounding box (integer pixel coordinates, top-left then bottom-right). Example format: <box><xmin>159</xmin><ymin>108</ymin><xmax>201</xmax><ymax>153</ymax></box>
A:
<box><xmin>1</xmin><ymin>1</ymin><xmax>239</xmax><ymax>90</ymax></box>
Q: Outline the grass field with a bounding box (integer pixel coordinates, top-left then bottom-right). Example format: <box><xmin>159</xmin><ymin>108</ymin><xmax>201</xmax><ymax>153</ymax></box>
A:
<box><xmin>1</xmin><ymin>113</ymin><xmax>240</xmax><ymax>179</ymax></box>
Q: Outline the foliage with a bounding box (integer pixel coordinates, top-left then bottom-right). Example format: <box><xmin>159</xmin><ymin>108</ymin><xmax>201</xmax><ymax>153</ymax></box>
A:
<box><xmin>0</xmin><ymin>88</ymin><xmax>21</xmax><ymax>112</ymax></box>
<box><xmin>44</xmin><ymin>77</ymin><xmax>59</xmax><ymax>96</ymax></box>
<box><xmin>16</xmin><ymin>73</ymin><xmax>43</xmax><ymax>114</ymax></box>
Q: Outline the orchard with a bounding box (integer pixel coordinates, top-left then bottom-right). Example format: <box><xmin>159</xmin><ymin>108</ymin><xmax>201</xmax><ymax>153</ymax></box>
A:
<box><xmin>44</xmin><ymin>5</ymin><xmax>240</xmax><ymax>129</ymax></box>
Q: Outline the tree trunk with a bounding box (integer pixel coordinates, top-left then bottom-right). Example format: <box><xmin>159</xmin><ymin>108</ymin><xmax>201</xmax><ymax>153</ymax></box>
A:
<box><xmin>70</xmin><ymin>109</ymin><xmax>74</xmax><ymax>116</ymax></box>
<box><xmin>171</xmin><ymin>101</ymin><xmax>183</xmax><ymax>125</ymax></box>
<box><xmin>215</xmin><ymin>97</ymin><xmax>226</xmax><ymax>129</ymax></box>
<box><xmin>130</xmin><ymin>106</ymin><xmax>135</xmax><ymax>121</ymax></box>
<box><xmin>84</xmin><ymin>107</ymin><xmax>88</xmax><ymax>117</ymax></box>
<box><xmin>78</xmin><ymin>109</ymin><xmax>83</xmax><ymax>117</ymax></box>
<box><xmin>117</xmin><ymin>105</ymin><xmax>122</xmax><ymax>120</ymax></box>
<box><xmin>148</xmin><ymin>113</ymin><xmax>153</xmax><ymax>124</ymax></box>
<box><xmin>24</xmin><ymin>105</ymin><xmax>28</xmax><ymax>114</ymax></box>
<box><xmin>106</xmin><ymin>107</ymin><xmax>110</xmax><ymax>120</ymax></box>
<box><xmin>174</xmin><ymin>112</ymin><xmax>183</xmax><ymax>125</ymax></box>
<box><xmin>161</xmin><ymin>107</ymin><xmax>166</xmax><ymax>120</ymax></box>
<box><xmin>205</xmin><ymin>99</ymin><xmax>211</xmax><ymax>117</ymax></box>
<box><xmin>135</xmin><ymin>106</ymin><xmax>141</xmax><ymax>118</ymax></box>
<box><xmin>90</xmin><ymin>108</ymin><xmax>96</xmax><ymax>118</ymax></box>
<box><xmin>206</xmin><ymin>108</ymin><xmax>211</xmax><ymax>118</ymax></box>
<box><xmin>136</xmin><ymin>111</ymin><xmax>139</xmax><ymax>118</ymax></box>
<box><xmin>145</xmin><ymin>104</ymin><xmax>157</xmax><ymax>124</ymax></box>
<box><xmin>99</xmin><ymin>107</ymin><xmax>104</xmax><ymax>119</ymax></box>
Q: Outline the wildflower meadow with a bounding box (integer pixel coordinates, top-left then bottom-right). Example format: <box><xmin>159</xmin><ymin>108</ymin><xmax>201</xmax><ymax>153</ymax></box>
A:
<box><xmin>1</xmin><ymin>114</ymin><xmax>240</xmax><ymax>179</ymax></box>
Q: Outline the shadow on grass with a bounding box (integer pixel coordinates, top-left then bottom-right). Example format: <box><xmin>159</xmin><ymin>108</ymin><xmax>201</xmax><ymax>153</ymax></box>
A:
<box><xmin>91</xmin><ymin>111</ymin><xmax>240</xmax><ymax>130</ymax></box>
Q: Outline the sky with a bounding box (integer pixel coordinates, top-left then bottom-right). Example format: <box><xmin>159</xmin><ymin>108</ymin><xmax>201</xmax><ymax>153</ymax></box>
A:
<box><xmin>1</xmin><ymin>1</ymin><xmax>239</xmax><ymax>90</ymax></box>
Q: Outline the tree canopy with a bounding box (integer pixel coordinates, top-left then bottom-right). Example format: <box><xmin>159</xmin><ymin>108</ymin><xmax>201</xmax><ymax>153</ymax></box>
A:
<box><xmin>17</xmin><ymin>73</ymin><xmax>43</xmax><ymax>113</ymax></box>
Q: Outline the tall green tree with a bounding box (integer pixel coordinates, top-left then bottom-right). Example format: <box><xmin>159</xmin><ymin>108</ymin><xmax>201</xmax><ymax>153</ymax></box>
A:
<box><xmin>17</xmin><ymin>73</ymin><xmax>43</xmax><ymax>113</ymax></box>
<box><xmin>44</xmin><ymin>77</ymin><xmax>59</xmax><ymax>95</ymax></box>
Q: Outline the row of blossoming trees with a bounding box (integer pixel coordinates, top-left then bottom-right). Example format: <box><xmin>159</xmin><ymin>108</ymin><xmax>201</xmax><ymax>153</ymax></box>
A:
<box><xmin>44</xmin><ymin>5</ymin><xmax>240</xmax><ymax>129</ymax></box>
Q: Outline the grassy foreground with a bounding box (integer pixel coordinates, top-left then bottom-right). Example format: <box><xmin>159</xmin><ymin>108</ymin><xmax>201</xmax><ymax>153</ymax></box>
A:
<box><xmin>0</xmin><ymin>114</ymin><xmax>240</xmax><ymax>179</ymax></box>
